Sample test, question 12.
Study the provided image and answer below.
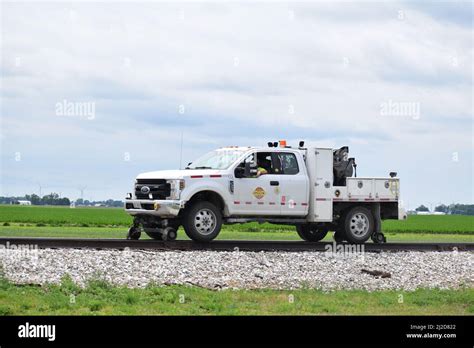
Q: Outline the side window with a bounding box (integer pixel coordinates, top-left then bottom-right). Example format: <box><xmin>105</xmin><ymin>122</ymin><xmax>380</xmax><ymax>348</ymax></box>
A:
<box><xmin>276</xmin><ymin>153</ymin><xmax>299</xmax><ymax>175</ymax></box>
<box><xmin>236</xmin><ymin>153</ymin><xmax>255</xmax><ymax>167</ymax></box>
<box><xmin>256</xmin><ymin>152</ymin><xmax>275</xmax><ymax>174</ymax></box>
<box><xmin>236</xmin><ymin>152</ymin><xmax>274</xmax><ymax>178</ymax></box>
<box><xmin>244</xmin><ymin>153</ymin><xmax>255</xmax><ymax>164</ymax></box>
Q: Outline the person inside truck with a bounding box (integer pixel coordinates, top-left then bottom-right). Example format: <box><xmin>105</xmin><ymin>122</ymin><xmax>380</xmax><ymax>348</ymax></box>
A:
<box><xmin>255</xmin><ymin>153</ymin><xmax>272</xmax><ymax>177</ymax></box>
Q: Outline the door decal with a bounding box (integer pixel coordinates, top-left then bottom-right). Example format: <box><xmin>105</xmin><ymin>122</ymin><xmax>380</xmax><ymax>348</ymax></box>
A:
<box><xmin>253</xmin><ymin>187</ymin><xmax>266</xmax><ymax>199</ymax></box>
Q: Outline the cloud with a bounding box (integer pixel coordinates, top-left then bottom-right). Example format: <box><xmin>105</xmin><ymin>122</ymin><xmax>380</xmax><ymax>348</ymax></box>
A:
<box><xmin>1</xmin><ymin>1</ymin><xmax>472</xmax><ymax>206</ymax></box>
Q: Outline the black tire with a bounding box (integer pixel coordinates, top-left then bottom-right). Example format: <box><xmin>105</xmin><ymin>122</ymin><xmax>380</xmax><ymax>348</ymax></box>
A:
<box><xmin>182</xmin><ymin>201</ymin><xmax>222</xmax><ymax>242</ymax></box>
<box><xmin>343</xmin><ymin>206</ymin><xmax>374</xmax><ymax>244</ymax></box>
<box><xmin>296</xmin><ymin>225</ymin><xmax>328</xmax><ymax>242</ymax></box>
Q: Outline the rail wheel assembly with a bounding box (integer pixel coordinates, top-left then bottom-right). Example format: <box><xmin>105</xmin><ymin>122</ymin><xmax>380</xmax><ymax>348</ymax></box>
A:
<box><xmin>127</xmin><ymin>226</ymin><xmax>141</xmax><ymax>240</ymax></box>
<box><xmin>333</xmin><ymin>228</ymin><xmax>346</xmax><ymax>243</ymax></box>
<box><xmin>143</xmin><ymin>226</ymin><xmax>178</xmax><ymax>241</ymax></box>
<box><xmin>371</xmin><ymin>232</ymin><xmax>386</xmax><ymax>244</ymax></box>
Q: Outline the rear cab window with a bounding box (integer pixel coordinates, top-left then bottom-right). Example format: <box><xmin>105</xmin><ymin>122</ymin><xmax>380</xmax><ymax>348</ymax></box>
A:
<box><xmin>272</xmin><ymin>152</ymin><xmax>299</xmax><ymax>175</ymax></box>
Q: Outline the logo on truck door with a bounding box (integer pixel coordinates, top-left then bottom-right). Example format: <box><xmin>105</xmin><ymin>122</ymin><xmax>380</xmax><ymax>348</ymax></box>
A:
<box><xmin>253</xmin><ymin>187</ymin><xmax>266</xmax><ymax>199</ymax></box>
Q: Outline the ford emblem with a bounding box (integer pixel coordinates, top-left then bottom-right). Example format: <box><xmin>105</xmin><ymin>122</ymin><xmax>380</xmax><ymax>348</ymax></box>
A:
<box><xmin>141</xmin><ymin>186</ymin><xmax>151</xmax><ymax>194</ymax></box>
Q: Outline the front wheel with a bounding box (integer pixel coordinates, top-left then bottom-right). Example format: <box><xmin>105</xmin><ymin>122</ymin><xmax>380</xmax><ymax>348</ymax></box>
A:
<box><xmin>182</xmin><ymin>201</ymin><xmax>222</xmax><ymax>242</ymax></box>
<box><xmin>296</xmin><ymin>225</ymin><xmax>328</xmax><ymax>242</ymax></box>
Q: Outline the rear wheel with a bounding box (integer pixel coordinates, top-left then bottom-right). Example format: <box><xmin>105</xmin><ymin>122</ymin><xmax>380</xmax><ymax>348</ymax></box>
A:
<box><xmin>182</xmin><ymin>201</ymin><xmax>222</xmax><ymax>242</ymax></box>
<box><xmin>343</xmin><ymin>206</ymin><xmax>374</xmax><ymax>244</ymax></box>
<box><xmin>296</xmin><ymin>225</ymin><xmax>328</xmax><ymax>242</ymax></box>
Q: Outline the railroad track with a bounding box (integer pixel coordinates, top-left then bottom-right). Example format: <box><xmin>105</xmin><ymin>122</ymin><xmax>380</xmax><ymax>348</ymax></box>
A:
<box><xmin>0</xmin><ymin>237</ymin><xmax>472</xmax><ymax>252</ymax></box>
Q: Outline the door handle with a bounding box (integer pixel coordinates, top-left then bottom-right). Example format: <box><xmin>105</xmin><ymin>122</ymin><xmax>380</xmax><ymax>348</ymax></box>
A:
<box><xmin>270</xmin><ymin>181</ymin><xmax>279</xmax><ymax>186</ymax></box>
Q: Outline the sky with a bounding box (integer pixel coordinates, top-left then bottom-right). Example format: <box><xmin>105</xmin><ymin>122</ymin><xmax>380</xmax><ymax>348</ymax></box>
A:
<box><xmin>1</xmin><ymin>1</ymin><xmax>472</xmax><ymax>210</ymax></box>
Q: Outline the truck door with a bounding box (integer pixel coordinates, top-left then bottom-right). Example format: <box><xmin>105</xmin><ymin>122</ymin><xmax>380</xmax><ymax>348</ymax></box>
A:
<box><xmin>232</xmin><ymin>152</ymin><xmax>281</xmax><ymax>216</ymax></box>
<box><xmin>273</xmin><ymin>152</ymin><xmax>309</xmax><ymax>216</ymax></box>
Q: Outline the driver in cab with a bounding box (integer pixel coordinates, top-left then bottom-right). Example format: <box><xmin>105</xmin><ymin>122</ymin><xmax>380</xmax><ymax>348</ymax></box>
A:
<box><xmin>254</xmin><ymin>153</ymin><xmax>271</xmax><ymax>177</ymax></box>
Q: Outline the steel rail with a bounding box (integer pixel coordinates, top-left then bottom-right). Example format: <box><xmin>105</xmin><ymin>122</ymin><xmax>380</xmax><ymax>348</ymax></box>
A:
<box><xmin>0</xmin><ymin>237</ymin><xmax>472</xmax><ymax>252</ymax></box>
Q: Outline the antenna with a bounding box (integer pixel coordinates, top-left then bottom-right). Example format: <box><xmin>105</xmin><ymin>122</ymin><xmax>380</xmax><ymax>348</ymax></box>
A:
<box><xmin>179</xmin><ymin>131</ymin><xmax>184</xmax><ymax>169</ymax></box>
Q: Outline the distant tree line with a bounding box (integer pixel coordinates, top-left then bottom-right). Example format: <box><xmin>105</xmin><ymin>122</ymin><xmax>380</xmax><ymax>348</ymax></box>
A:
<box><xmin>74</xmin><ymin>198</ymin><xmax>124</xmax><ymax>208</ymax></box>
<box><xmin>0</xmin><ymin>194</ymin><xmax>123</xmax><ymax>208</ymax></box>
<box><xmin>415</xmin><ymin>204</ymin><xmax>474</xmax><ymax>215</ymax></box>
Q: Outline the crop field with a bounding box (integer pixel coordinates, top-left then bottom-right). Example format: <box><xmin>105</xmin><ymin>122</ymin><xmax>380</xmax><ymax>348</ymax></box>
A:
<box><xmin>0</xmin><ymin>205</ymin><xmax>131</xmax><ymax>227</ymax></box>
<box><xmin>0</xmin><ymin>205</ymin><xmax>473</xmax><ymax>234</ymax></box>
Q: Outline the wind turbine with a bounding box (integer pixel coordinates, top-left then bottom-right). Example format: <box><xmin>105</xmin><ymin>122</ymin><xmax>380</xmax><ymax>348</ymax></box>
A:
<box><xmin>77</xmin><ymin>186</ymin><xmax>87</xmax><ymax>201</ymax></box>
<box><xmin>37</xmin><ymin>182</ymin><xmax>43</xmax><ymax>197</ymax></box>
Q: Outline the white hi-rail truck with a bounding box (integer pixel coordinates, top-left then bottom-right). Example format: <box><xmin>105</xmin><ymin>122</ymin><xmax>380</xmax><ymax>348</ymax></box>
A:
<box><xmin>125</xmin><ymin>140</ymin><xmax>406</xmax><ymax>243</ymax></box>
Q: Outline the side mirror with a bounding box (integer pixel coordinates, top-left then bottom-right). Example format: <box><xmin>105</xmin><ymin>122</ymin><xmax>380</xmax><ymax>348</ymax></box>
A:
<box><xmin>235</xmin><ymin>166</ymin><xmax>245</xmax><ymax>178</ymax></box>
<box><xmin>244</xmin><ymin>162</ymin><xmax>251</xmax><ymax>177</ymax></box>
<box><xmin>244</xmin><ymin>162</ymin><xmax>258</xmax><ymax>177</ymax></box>
<box><xmin>235</xmin><ymin>161</ymin><xmax>257</xmax><ymax>178</ymax></box>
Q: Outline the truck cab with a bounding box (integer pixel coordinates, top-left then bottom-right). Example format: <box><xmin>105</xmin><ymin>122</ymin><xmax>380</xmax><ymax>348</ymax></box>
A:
<box><xmin>125</xmin><ymin>141</ymin><xmax>405</xmax><ymax>243</ymax></box>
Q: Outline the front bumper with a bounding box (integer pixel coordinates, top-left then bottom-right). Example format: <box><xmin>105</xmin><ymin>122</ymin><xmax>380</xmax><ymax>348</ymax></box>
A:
<box><xmin>125</xmin><ymin>199</ymin><xmax>185</xmax><ymax>217</ymax></box>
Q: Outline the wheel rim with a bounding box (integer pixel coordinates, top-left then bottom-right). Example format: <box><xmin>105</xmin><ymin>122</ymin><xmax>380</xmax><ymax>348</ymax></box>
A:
<box><xmin>194</xmin><ymin>208</ymin><xmax>217</xmax><ymax>235</ymax></box>
<box><xmin>349</xmin><ymin>213</ymin><xmax>369</xmax><ymax>236</ymax></box>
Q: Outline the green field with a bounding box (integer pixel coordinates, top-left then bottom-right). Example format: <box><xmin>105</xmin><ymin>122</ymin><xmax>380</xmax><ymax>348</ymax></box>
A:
<box><xmin>0</xmin><ymin>205</ymin><xmax>131</xmax><ymax>227</ymax></box>
<box><xmin>0</xmin><ymin>205</ymin><xmax>473</xmax><ymax>234</ymax></box>
<box><xmin>0</xmin><ymin>275</ymin><xmax>472</xmax><ymax>315</ymax></box>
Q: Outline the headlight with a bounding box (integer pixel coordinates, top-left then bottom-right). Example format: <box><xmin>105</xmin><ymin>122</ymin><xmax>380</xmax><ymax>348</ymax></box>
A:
<box><xmin>167</xmin><ymin>179</ymin><xmax>185</xmax><ymax>200</ymax></box>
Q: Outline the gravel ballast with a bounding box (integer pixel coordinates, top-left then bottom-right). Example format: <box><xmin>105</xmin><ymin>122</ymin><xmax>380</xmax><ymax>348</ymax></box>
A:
<box><xmin>0</xmin><ymin>248</ymin><xmax>473</xmax><ymax>291</ymax></box>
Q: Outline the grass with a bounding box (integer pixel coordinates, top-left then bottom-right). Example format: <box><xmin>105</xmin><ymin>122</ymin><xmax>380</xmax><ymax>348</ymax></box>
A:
<box><xmin>0</xmin><ymin>205</ymin><xmax>131</xmax><ymax>227</ymax></box>
<box><xmin>0</xmin><ymin>205</ymin><xmax>473</xmax><ymax>234</ymax></box>
<box><xmin>0</xmin><ymin>225</ymin><xmax>473</xmax><ymax>242</ymax></box>
<box><xmin>383</xmin><ymin>215</ymin><xmax>474</xmax><ymax>234</ymax></box>
<box><xmin>0</xmin><ymin>275</ymin><xmax>472</xmax><ymax>315</ymax></box>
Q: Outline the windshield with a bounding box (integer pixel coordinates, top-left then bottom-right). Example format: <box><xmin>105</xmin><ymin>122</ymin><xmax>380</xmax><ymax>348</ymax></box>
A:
<box><xmin>186</xmin><ymin>149</ymin><xmax>247</xmax><ymax>170</ymax></box>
